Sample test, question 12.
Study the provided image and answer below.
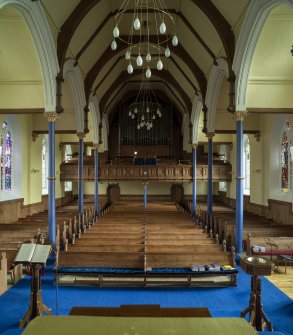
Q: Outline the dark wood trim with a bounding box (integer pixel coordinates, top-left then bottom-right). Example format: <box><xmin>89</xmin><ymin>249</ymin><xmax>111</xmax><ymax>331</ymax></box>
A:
<box><xmin>177</xmin><ymin>12</ymin><xmax>216</xmax><ymax>62</ymax></box>
<box><xmin>0</xmin><ymin>108</ymin><xmax>44</xmax><ymax>114</ymax></box>
<box><xmin>190</xmin><ymin>0</ymin><xmax>235</xmax><ymax>72</ymax></box>
<box><xmin>60</xmin><ymin>141</ymin><xmax>93</xmax><ymax>147</ymax></box>
<box><xmin>198</xmin><ymin>141</ymin><xmax>232</xmax><ymax>145</ymax></box>
<box><xmin>215</xmin><ymin>129</ymin><xmax>260</xmax><ymax>134</ymax></box>
<box><xmin>57</xmin><ymin>0</ymin><xmax>102</xmax><ymax>70</ymax></box>
<box><xmin>107</xmin><ymin>88</ymin><xmax>182</xmax><ymax>126</ymax></box>
<box><xmin>85</xmin><ymin>35</ymin><xmax>205</xmax><ymax>105</ymax></box>
<box><xmin>247</xmin><ymin>108</ymin><xmax>293</xmax><ymax>114</ymax></box>
<box><xmin>94</xmin><ymin>55</ymin><xmax>198</xmax><ymax>94</ymax></box>
<box><xmin>99</xmin><ymin>70</ymin><xmax>192</xmax><ymax>114</ymax></box>
<box><xmin>32</xmin><ymin>130</ymin><xmax>77</xmax><ymax>141</ymax></box>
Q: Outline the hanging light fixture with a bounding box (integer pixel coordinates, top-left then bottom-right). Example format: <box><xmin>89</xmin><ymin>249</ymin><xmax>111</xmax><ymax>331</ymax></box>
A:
<box><xmin>111</xmin><ymin>0</ymin><xmax>179</xmax><ymax>78</ymax></box>
<box><xmin>127</xmin><ymin>79</ymin><xmax>162</xmax><ymax>131</ymax></box>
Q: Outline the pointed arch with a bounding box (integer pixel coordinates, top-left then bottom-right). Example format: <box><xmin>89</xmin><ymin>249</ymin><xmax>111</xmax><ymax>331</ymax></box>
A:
<box><xmin>191</xmin><ymin>94</ymin><xmax>203</xmax><ymax>144</ymax></box>
<box><xmin>0</xmin><ymin>0</ymin><xmax>59</xmax><ymax>112</ymax></box>
<box><xmin>233</xmin><ymin>0</ymin><xmax>293</xmax><ymax>111</ymax></box>
<box><xmin>88</xmin><ymin>93</ymin><xmax>101</xmax><ymax>145</ymax></box>
<box><xmin>205</xmin><ymin>58</ymin><xmax>229</xmax><ymax>133</ymax></box>
<box><xmin>63</xmin><ymin>59</ymin><xmax>86</xmax><ymax>133</ymax></box>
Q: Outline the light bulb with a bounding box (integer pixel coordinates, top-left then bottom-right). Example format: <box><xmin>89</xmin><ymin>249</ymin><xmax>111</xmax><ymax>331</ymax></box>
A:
<box><xmin>137</xmin><ymin>124</ymin><xmax>140</xmax><ymax>130</ymax></box>
<box><xmin>127</xmin><ymin>63</ymin><xmax>133</xmax><ymax>74</ymax></box>
<box><xmin>111</xmin><ymin>39</ymin><xmax>117</xmax><ymax>50</ymax></box>
<box><xmin>146</xmin><ymin>67</ymin><xmax>151</xmax><ymax>78</ymax></box>
<box><xmin>136</xmin><ymin>54</ymin><xmax>143</xmax><ymax>67</ymax></box>
<box><xmin>157</xmin><ymin>59</ymin><xmax>163</xmax><ymax>70</ymax></box>
<box><xmin>165</xmin><ymin>47</ymin><xmax>171</xmax><ymax>58</ymax></box>
<box><xmin>140</xmin><ymin>122</ymin><xmax>144</xmax><ymax>127</ymax></box>
<box><xmin>128</xmin><ymin>111</ymin><xmax>132</xmax><ymax>116</ymax></box>
<box><xmin>172</xmin><ymin>35</ymin><xmax>179</xmax><ymax>46</ymax></box>
<box><xmin>146</xmin><ymin>53</ymin><xmax>152</xmax><ymax>62</ymax></box>
<box><xmin>134</xmin><ymin>17</ymin><xmax>141</xmax><ymax>30</ymax></box>
<box><xmin>150</xmin><ymin>123</ymin><xmax>153</xmax><ymax>128</ymax></box>
<box><xmin>153</xmin><ymin>114</ymin><xmax>156</xmax><ymax>120</ymax></box>
<box><xmin>134</xmin><ymin>108</ymin><xmax>138</xmax><ymax>114</ymax></box>
<box><xmin>113</xmin><ymin>26</ymin><xmax>119</xmax><ymax>38</ymax></box>
<box><xmin>131</xmin><ymin>114</ymin><xmax>135</xmax><ymax>119</ymax></box>
<box><xmin>142</xmin><ymin>115</ymin><xmax>145</xmax><ymax>121</ymax></box>
<box><xmin>159</xmin><ymin>22</ymin><xmax>166</xmax><ymax>34</ymax></box>
<box><xmin>157</xmin><ymin>108</ymin><xmax>160</xmax><ymax>115</ymax></box>
<box><xmin>146</xmin><ymin>107</ymin><xmax>150</xmax><ymax>113</ymax></box>
<box><xmin>125</xmin><ymin>50</ymin><xmax>131</xmax><ymax>60</ymax></box>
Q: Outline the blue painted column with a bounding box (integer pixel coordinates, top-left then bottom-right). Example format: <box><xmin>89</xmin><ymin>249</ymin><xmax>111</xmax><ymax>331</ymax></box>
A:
<box><xmin>94</xmin><ymin>144</ymin><xmax>99</xmax><ymax>218</ymax></box>
<box><xmin>235</xmin><ymin>112</ymin><xmax>245</xmax><ymax>253</ymax></box>
<box><xmin>47</xmin><ymin>113</ymin><xmax>57</xmax><ymax>248</ymax></box>
<box><xmin>192</xmin><ymin>143</ymin><xmax>197</xmax><ymax>217</ymax></box>
<box><xmin>78</xmin><ymin>133</ymin><xmax>84</xmax><ymax>216</ymax></box>
<box><xmin>207</xmin><ymin>133</ymin><xmax>214</xmax><ymax>224</ymax></box>
<box><xmin>143</xmin><ymin>182</ymin><xmax>148</xmax><ymax>208</ymax></box>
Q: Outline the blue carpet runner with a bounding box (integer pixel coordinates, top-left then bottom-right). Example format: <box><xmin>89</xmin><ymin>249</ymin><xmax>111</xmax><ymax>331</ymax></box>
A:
<box><xmin>0</xmin><ymin>257</ymin><xmax>292</xmax><ymax>335</ymax></box>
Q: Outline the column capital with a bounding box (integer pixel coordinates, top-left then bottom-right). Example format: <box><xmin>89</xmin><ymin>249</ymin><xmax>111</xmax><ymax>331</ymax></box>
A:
<box><xmin>206</xmin><ymin>132</ymin><xmax>215</xmax><ymax>139</ymax></box>
<box><xmin>233</xmin><ymin>111</ymin><xmax>247</xmax><ymax>122</ymax></box>
<box><xmin>142</xmin><ymin>181</ymin><xmax>149</xmax><ymax>186</ymax></box>
<box><xmin>77</xmin><ymin>132</ymin><xmax>86</xmax><ymax>140</ymax></box>
<box><xmin>45</xmin><ymin>112</ymin><xmax>59</xmax><ymax>123</ymax></box>
<box><xmin>93</xmin><ymin>143</ymin><xmax>100</xmax><ymax>149</ymax></box>
<box><xmin>191</xmin><ymin>143</ymin><xmax>198</xmax><ymax>149</ymax></box>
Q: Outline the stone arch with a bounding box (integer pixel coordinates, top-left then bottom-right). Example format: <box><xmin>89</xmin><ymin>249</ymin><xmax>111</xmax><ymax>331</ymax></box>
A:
<box><xmin>233</xmin><ymin>0</ymin><xmax>293</xmax><ymax>111</ymax></box>
<box><xmin>205</xmin><ymin>58</ymin><xmax>229</xmax><ymax>133</ymax></box>
<box><xmin>0</xmin><ymin>0</ymin><xmax>59</xmax><ymax>112</ymax></box>
<box><xmin>63</xmin><ymin>59</ymin><xmax>86</xmax><ymax>133</ymax></box>
<box><xmin>191</xmin><ymin>93</ymin><xmax>203</xmax><ymax>144</ymax></box>
<box><xmin>89</xmin><ymin>93</ymin><xmax>101</xmax><ymax>145</ymax></box>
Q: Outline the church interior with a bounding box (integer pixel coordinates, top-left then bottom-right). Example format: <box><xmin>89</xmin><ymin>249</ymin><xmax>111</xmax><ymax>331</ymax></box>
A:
<box><xmin>0</xmin><ymin>0</ymin><xmax>293</xmax><ymax>334</ymax></box>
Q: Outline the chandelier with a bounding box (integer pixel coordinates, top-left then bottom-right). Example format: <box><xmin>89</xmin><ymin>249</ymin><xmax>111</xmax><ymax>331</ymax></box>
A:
<box><xmin>127</xmin><ymin>79</ymin><xmax>162</xmax><ymax>130</ymax></box>
<box><xmin>111</xmin><ymin>0</ymin><xmax>179</xmax><ymax>78</ymax></box>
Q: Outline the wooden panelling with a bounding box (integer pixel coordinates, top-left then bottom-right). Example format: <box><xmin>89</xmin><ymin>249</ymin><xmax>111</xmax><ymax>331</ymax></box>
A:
<box><xmin>60</xmin><ymin>163</ymin><xmax>232</xmax><ymax>182</ymax></box>
<box><xmin>121</xmin><ymin>145</ymin><xmax>170</xmax><ymax>157</ymax></box>
<box><xmin>216</xmin><ymin>192</ymin><xmax>293</xmax><ymax>226</ymax></box>
<box><xmin>0</xmin><ymin>191</ymin><xmax>73</xmax><ymax>223</ymax></box>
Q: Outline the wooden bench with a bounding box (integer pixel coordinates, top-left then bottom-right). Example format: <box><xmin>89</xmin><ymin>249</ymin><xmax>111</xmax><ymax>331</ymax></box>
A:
<box><xmin>69</xmin><ymin>304</ymin><xmax>211</xmax><ymax>317</ymax></box>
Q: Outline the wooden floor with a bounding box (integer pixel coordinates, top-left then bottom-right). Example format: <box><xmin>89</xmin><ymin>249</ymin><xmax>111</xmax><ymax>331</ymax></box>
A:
<box><xmin>266</xmin><ymin>265</ymin><xmax>293</xmax><ymax>299</ymax></box>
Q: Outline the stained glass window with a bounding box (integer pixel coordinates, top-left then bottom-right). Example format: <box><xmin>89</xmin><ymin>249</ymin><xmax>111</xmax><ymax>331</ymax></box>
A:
<box><xmin>281</xmin><ymin>131</ymin><xmax>289</xmax><ymax>192</ymax></box>
<box><xmin>1</xmin><ymin>122</ymin><xmax>12</xmax><ymax>191</ymax></box>
<box><xmin>42</xmin><ymin>137</ymin><xmax>48</xmax><ymax>194</ymax></box>
<box><xmin>244</xmin><ymin>137</ymin><xmax>250</xmax><ymax>195</ymax></box>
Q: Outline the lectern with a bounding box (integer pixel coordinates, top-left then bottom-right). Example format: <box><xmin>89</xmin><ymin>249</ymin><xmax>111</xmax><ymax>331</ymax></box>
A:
<box><xmin>14</xmin><ymin>243</ymin><xmax>52</xmax><ymax>328</ymax></box>
<box><xmin>240</xmin><ymin>256</ymin><xmax>273</xmax><ymax>331</ymax></box>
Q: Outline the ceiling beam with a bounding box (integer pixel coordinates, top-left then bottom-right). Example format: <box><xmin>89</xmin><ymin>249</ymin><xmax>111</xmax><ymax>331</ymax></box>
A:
<box><xmin>99</xmin><ymin>70</ymin><xmax>192</xmax><ymax>114</ymax></box>
<box><xmin>93</xmin><ymin>54</ymin><xmax>198</xmax><ymax>93</ymax></box>
<box><xmin>190</xmin><ymin>0</ymin><xmax>235</xmax><ymax>72</ymax></box>
<box><xmin>107</xmin><ymin>88</ymin><xmax>182</xmax><ymax>126</ymax></box>
<box><xmin>85</xmin><ymin>35</ymin><xmax>205</xmax><ymax>103</ymax></box>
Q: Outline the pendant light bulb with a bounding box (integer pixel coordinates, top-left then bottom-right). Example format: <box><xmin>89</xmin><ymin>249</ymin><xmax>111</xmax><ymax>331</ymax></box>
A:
<box><xmin>153</xmin><ymin>114</ymin><xmax>156</xmax><ymax>120</ymax></box>
<box><xmin>128</xmin><ymin>111</ymin><xmax>132</xmax><ymax>117</ymax></box>
<box><xmin>159</xmin><ymin>22</ymin><xmax>166</xmax><ymax>34</ymax></box>
<box><xmin>172</xmin><ymin>35</ymin><xmax>179</xmax><ymax>46</ymax></box>
<box><xmin>125</xmin><ymin>50</ymin><xmax>131</xmax><ymax>60</ymax></box>
<box><xmin>165</xmin><ymin>47</ymin><xmax>171</xmax><ymax>58</ymax></box>
<box><xmin>134</xmin><ymin>17</ymin><xmax>141</xmax><ymax>30</ymax></box>
<box><xmin>146</xmin><ymin>67</ymin><xmax>151</xmax><ymax>78</ymax></box>
<box><xmin>134</xmin><ymin>108</ymin><xmax>138</xmax><ymax>114</ymax></box>
<box><xmin>113</xmin><ymin>26</ymin><xmax>119</xmax><ymax>38</ymax></box>
<box><xmin>137</xmin><ymin>124</ymin><xmax>140</xmax><ymax>130</ymax></box>
<box><xmin>146</xmin><ymin>107</ymin><xmax>150</xmax><ymax>113</ymax></box>
<box><xmin>127</xmin><ymin>63</ymin><xmax>133</xmax><ymax>74</ymax></box>
<box><xmin>111</xmin><ymin>39</ymin><xmax>117</xmax><ymax>50</ymax></box>
<box><xmin>142</xmin><ymin>115</ymin><xmax>145</xmax><ymax>121</ymax></box>
<box><xmin>146</xmin><ymin>53</ymin><xmax>152</xmax><ymax>62</ymax></box>
<box><xmin>137</xmin><ymin>54</ymin><xmax>143</xmax><ymax>67</ymax></box>
<box><xmin>157</xmin><ymin>59</ymin><xmax>163</xmax><ymax>71</ymax></box>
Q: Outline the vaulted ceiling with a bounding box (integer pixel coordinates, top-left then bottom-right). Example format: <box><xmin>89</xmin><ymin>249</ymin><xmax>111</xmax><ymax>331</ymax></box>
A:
<box><xmin>40</xmin><ymin>0</ymin><xmax>250</xmax><ymax>122</ymax></box>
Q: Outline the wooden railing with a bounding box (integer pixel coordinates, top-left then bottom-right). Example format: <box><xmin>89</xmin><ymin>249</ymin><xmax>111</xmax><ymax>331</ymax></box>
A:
<box><xmin>60</xmin><ymin>163</ymin><xmax>232</xmax><ymax>182</ymax></box>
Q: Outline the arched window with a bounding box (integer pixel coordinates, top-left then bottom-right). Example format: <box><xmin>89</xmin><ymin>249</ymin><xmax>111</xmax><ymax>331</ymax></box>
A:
<box><xmin>281</xmin><ymin>126</ymin><xmax>291</xmax><ymax>193</ymax></box>
<box><xmin>0</xmin><ymin>122</ymin><xmax>12</xmax><ymax>191</ymax></box>
<box><xmin>42</xmin><ymin>136</ymin><xmax>48</xmax><ymax>195</ymax></box>
<box><xmin>64</xmin><ymin>144</ymin><xmax>72</xmax><ymax>192</ymax></box>
<box><xmin>244</xmin><ymin>136</ymin><xmax>250</xmax><ymax>195</ymax></box>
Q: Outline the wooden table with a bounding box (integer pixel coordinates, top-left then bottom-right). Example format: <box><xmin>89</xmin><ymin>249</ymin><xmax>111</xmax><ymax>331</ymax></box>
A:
<box><xmin>23</xmin><ymin>316</ymin><xmax>258</xmax><ymax>335</ymax></box>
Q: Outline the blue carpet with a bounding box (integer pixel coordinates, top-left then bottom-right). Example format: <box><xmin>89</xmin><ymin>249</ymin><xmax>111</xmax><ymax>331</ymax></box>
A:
<box><xmin>0</xmin><ymin>262</ymin><xmax>292</xmax><ymax>335</ymax></box>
